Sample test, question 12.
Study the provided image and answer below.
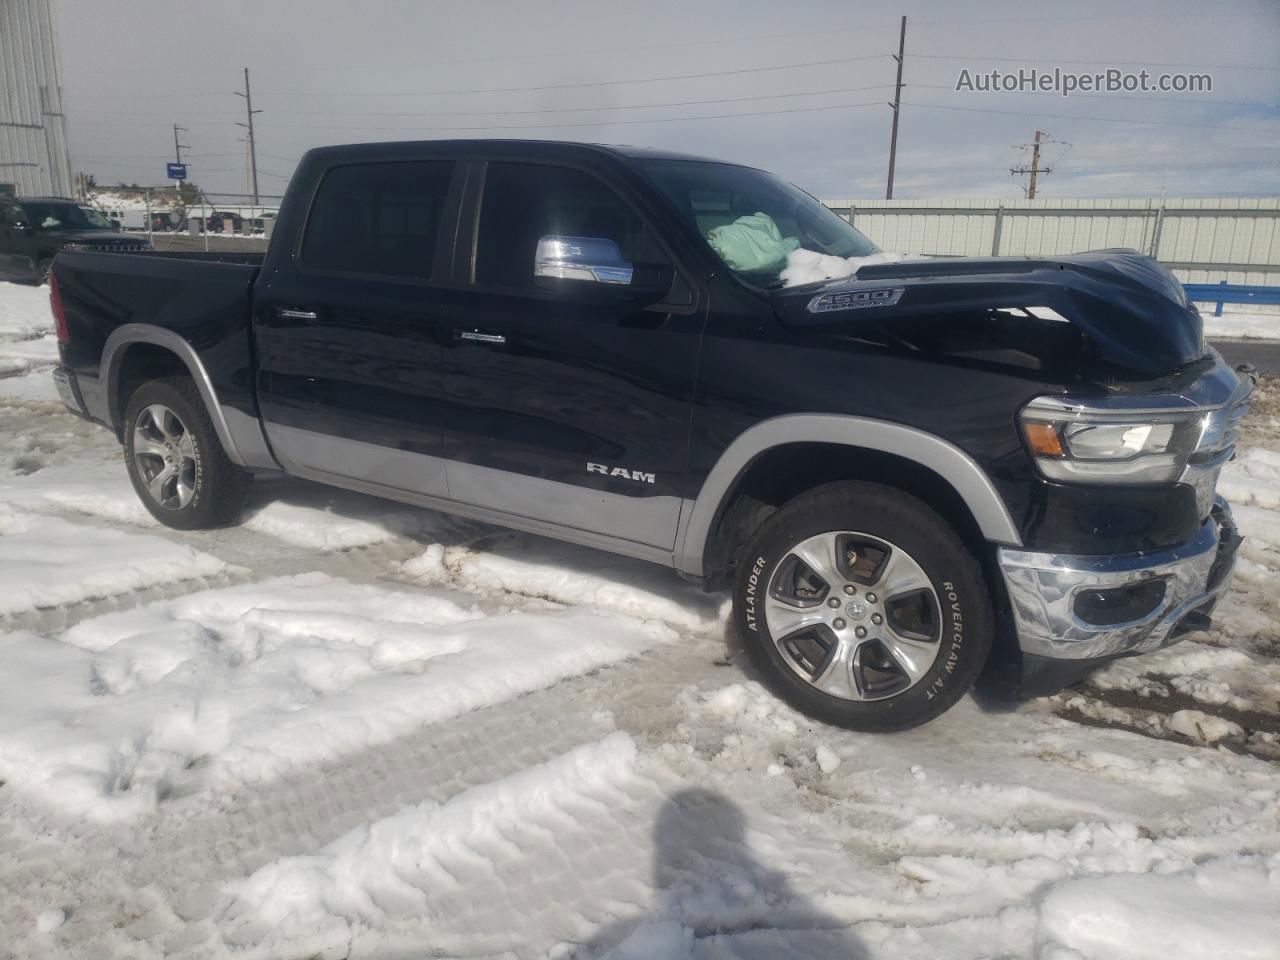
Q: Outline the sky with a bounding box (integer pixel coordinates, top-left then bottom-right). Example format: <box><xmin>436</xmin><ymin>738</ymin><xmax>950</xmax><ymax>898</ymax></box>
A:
<box><xmin>51</xmin><ymin>0</ymin><xmax>1280</xmax><ymax>202</ymax></box>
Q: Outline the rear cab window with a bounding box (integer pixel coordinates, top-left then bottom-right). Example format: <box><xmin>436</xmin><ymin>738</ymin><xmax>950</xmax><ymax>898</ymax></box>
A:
<box><xmin>302</xmin><ymin>161</ymin><xmax>455</xmax><ymax>279</ymax></box>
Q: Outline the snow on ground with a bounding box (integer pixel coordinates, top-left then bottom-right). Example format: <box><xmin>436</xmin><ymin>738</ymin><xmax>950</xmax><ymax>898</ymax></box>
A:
<box><xmin>0</xmin><ymin>502</ymin><xmax>230</xmax><ymax>616</ymax></box>
<box><xmin>0</xmin><ymin>281</ymin><xmax>58</xmax><ymax>376</ymax></box>
<box><xmin>0</xmin><ymin>575</ymin><xmax>675</xmax><ymax>822</ymax></box>
<box><xmin>1197</xmin><ymin>307</ymin><xmax>1280</xmax><ymax>341</ymax></box>
<box><xmin>0</xmin><ymin>278</ymin><xmax>1278</xmax><ymax>959</ymax></box>
<box><xmin>402</xmin><ymin>536</ymin><xmax>727</xmax><ymax>633</ymax></box>
<box><xmin>0</xmin><ymin>281</ymin><xmax>53</xmax><ymax>340</ymax></box>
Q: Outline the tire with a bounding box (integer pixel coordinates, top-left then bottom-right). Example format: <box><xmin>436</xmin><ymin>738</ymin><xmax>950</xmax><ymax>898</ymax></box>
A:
<box><xmin>123</xmin><ymin>377</ymin><xmax>252</xmax><ymax>530</ymax></box>
<box><xmin>732</xmin><ymin>481</ymin><xmax>992</xmax><ymax>732</ymax></box>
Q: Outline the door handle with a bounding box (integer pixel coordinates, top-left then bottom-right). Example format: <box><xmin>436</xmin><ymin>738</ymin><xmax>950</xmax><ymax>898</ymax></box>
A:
<box><xmin>457</xmin><ymin>330</ymin><xmax>507</xmax><ymax>345</ymax></box>
<box><xmin>277</xmin><ymin>307</ymin><xmax>318</xmax><ymax>320</ymax></box>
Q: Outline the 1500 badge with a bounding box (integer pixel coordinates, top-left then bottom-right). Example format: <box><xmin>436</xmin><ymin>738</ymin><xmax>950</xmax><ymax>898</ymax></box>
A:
<box><xmin>807</xmin><ymin>286</ymin><xmax>905</xmax><ymax>314</ymax></box>
<box><xmin>587</xmin><ymin>462</ymin><xmax>656</xmax><ymax>483</ymax></box>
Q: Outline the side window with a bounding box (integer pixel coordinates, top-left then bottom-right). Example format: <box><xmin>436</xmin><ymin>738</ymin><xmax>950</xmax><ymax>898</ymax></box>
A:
<box><xmin>3</xmin><ymin>204</ymin><xmax>25</xmax><ymax>226</ymax></box>
<box><xmin>474</xmin><ymin>162</ymin><xmax>648</xmax><ymax>290</ymax></box>
<box><xmin>302</xmin><ymin>161</ymin><xmax>454</xmax><ymax>279</ymax></box>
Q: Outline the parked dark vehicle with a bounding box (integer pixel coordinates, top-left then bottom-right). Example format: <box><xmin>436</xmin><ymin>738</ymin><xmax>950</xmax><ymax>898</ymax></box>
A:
<box><xmin>0</xmin><ymin>196</ymin><xmax>150</xmax><ymax>283</ymax></box>
<box><xmin>48</xmin><ymin>140</ymin><xmax>1251</xmax><ymax>730</ymax></box>
<box><xmin>149</xmin><ymin>212</ymin><xmax>176</xmax><ymax>232</ymax></box>
<box><xmin>204</xmin><ymin>211</ymin><xmax>244</xmax><ymax>234</ymax></box>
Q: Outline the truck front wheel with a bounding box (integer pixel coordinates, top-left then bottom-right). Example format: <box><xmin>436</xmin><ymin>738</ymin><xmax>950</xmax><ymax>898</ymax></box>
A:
<box><xmin>732</xmin><ymin>481</ymin><xmax>992</xmax><ymax>731</ymax></box>
<box><xmin>123</xmin><ymin>377</ymin><xmax>252</xmax><ymax>530</ymax></box>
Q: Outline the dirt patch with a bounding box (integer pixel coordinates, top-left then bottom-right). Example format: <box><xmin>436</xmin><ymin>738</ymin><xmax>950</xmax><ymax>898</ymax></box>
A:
<box><xmin>1238</xmin><ymin>376</ymin><xmax>1280</xmax><ymax>448</ymax></box>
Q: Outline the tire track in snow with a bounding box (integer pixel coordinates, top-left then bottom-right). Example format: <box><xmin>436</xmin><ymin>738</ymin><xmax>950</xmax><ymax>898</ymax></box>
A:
<box><xmin>0</xmin><ymin>640</ymin><xmax>723</xmax><ymax>959</ymax></box>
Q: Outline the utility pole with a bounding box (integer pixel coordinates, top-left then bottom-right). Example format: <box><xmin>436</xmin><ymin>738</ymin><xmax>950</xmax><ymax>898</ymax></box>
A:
<box><xmin>172</xmin><ymin>124</ymin><xmax>189</xmax><ymax>170</ymax></box>
<box><xmin>172</xmin><ymin>123</ymin><xmax>189</xmax><ymax>202</ymax></box>
<box><xmin>234</xmin><ymin>68</ymin><xmax>262</xmax><ymax>204</ymax></box>
<box><xmin>885</xmin><ymin>16</ymin><xmax>907</xmax><ymax>200</ymax></box>
<box><xmin>1010</xmin><ymin>130</ymin><xmax>1052</xmax><ymax>199</ymax></box>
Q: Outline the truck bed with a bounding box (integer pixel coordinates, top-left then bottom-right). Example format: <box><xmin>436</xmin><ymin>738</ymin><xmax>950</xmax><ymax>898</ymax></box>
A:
<box><xmin>53</xmin><ymin>247</ymin><xmax>264</xmax><ymax>432</ymax></box>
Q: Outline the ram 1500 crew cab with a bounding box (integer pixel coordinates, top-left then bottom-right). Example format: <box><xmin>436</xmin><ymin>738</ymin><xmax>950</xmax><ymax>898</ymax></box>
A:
<box><xmin>1</xmin><ymin>196</ymin><xmax>148</xmax><ymax>284</ymax></box>
<box><xmin>48</xmin><ymin>140</ymin><xmax>1251</xmax><ymax>730</ymax></box>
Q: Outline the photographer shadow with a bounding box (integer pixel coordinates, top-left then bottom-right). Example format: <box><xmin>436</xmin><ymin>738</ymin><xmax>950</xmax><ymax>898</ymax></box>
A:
<box><xmin>577</xmin><ymin>788</ymin><xmax>868</xmax><ymax>959</ymax></box>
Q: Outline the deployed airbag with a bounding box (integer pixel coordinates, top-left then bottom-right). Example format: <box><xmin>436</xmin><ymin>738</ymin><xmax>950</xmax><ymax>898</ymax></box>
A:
<box><xmin>706</xmin><ymin>212</ymin><xmax>800</xmax><ymax>273</ymax></box>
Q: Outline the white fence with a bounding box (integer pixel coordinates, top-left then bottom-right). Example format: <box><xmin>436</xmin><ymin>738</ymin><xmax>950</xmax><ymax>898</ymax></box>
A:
<box><xmin>827</xmin><ymin>197</ymin><xmax>1280</xmax><ymax>313</ymax></box>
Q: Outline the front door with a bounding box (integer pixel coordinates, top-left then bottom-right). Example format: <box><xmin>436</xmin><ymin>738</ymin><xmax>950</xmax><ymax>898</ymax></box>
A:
<box><xmin>0</xmin><ymin>202</ymin><xmax>37</xmax><ymax>279</ymax></box>
<box><xmin>439</xmin><ymin>159</ymin><xmax>703</xmax><ymax>551</ymax></box>
<box><xmin>255</xmin><ymin>159</ymin><xmax>462</xmax><ymax>496</ymax></box>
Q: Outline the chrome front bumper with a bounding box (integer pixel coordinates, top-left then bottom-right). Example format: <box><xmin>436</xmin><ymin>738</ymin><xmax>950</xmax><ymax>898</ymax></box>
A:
<box><xmin>998</xmin><ymin>497</ymin><xmax>1241</xmax><ymax>662</ymax></box>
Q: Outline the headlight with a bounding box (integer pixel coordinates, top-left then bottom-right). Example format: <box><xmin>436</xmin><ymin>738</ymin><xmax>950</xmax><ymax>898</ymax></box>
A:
<box><xmin>1020</xmin><ymin>396</ymin><xmax>1205</xmax><ymax>484</ymax></box>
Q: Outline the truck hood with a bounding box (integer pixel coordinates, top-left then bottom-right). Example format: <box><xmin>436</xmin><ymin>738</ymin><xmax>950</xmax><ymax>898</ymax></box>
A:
<box><xmin>769</xmin><ymin>250</ymin><xmax>1204</xmax><ymax>377</ymax></box>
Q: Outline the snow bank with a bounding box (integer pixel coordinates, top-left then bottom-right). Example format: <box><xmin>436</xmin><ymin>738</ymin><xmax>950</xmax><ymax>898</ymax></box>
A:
<box><xmin>1</xmin><ymin>468</ymin><xmax>157</xmax><ymax>525</ymax></box>
<box><xmin>779</xmin><ymin>250</ymin><xmax>924</xmax><ymax>287</ymax></box>
<box><xmin>0</xmin><ymin>281</ymin><xmax>53</xmax><ymax>339</ymax></box>
<box><xmin>3</xmin><ymin>464</ymin><xmax>458</xmax><ymax>551</ymax></box>
<box><xmin>1038</xmin><ymin>856</ymin><xmax>1280</xmax><ymax>959</ymax></box>
<box><xmin>404</xmin><ymin>538</ymin><xmax>726</xmax><ymax>633</ymax></box>
<box><xmin>0</xmin><ymin>574</ymin><xmax>674</xmax><ymax>819</ymax></box>
<box><xmin>0</xmin><ymin>503</ymin><xmax>228</xmax><ymax>615</ymax></box>
<box><xmin>0</xmin><ymin>333</ymin><xmax>56</xmax><ymax>375</ymax></box>
<box><xmin>1219</xmin><ymin>448</ymin><xmax>1280</xmax><ymax>512</ymax></box>
<box><xmin>223</xmin><ymin>733</ymin><xmax>645</xmax><ymax>951</ymax></box>
<box><xmin>0</xmin><ymin>367</ymin><xmax>60</xmax><ymax>406</ymax></box>
<box><xmin>241</xmin><ymin>490</ymin><xmax>453</xmax><ymax>551</ymax></box>
<box><xmin>1199</xmin><ymin>310</ymin><xmax>1280</xmax><ymax>341</ymax></box>
<box><xmin>1235</xmin><ymin>503</ymin><xmax>1280</xmax><ymax>556</ymax></box>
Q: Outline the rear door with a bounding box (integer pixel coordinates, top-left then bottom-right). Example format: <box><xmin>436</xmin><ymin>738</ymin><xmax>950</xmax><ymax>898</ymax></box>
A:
<box><xmin>254</xmin><ymin>158</ymin><xmax>463</xmax><ymax>495</ymax></box>
<box><xmin>438</xmin><ymin>157</ymin><xmax>703</xmax><ymax>551</ymax></box>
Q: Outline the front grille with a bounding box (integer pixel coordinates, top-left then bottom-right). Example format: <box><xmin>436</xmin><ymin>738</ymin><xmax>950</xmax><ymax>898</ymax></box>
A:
<box><xmin>67</xmin><ymin>242</ymin><xmax>150</xmax><ymax>253</ymax></box>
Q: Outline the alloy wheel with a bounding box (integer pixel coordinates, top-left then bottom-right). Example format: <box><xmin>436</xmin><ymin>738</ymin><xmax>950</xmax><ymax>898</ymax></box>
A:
<box><xmin>764</xmin><ymin>530</ymin><xmax>943</xmax><ymax>701</ymax></box>
<box><xmin>132</xmin><ymin>403</ymin><xmax>197</xmax><ymax>510</ymax></box>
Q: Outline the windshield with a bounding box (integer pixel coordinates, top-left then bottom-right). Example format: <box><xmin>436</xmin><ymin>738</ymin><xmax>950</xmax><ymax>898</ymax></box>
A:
<box><xmin>20</xmin><ymin>203</ymin><xmax>113</xmax><ymax>231</ymax></box>
<box><xmin>635</xmin><ymin>159</ymin><xmax>878</xmax><ymax>287</ymax></box>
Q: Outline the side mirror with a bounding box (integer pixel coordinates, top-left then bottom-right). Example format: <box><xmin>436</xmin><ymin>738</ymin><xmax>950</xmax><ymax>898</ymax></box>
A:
<box><xmin>535</xmin><ymin>235</ymin><xmax>633</xmax><ymax>285</ymax></box>
<box><xmin>533</xmin><ymin>235</ymin><xmax>672</xmax><ymax>299</ymax></box>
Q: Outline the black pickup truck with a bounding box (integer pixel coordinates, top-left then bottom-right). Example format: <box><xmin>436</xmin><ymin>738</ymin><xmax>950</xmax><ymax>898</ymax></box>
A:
<box><xmin>1</xmin><ymin>196</ymin><xmax>149</xmax><ymax>283</ymax></box>
<box><xmin>48</xmin><ymin>139</ymin><xmax>1251</xmax><ymax>731</ymax></box>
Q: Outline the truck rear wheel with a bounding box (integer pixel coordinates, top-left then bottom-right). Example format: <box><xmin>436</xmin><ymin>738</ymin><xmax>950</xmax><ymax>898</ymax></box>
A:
<box><xmin>123</xmin><ymin>377</ymin><xmax>252</xmax><ymax>530</ymax></box>
<box><xmin>732</xmin><ymin>481</ymin><xmax>992</xmax><ymax>731</ymax></box>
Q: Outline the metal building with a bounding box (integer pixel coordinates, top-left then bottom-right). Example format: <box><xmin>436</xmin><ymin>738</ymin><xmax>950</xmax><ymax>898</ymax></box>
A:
<box><xmin>0</xmin><ymin>0</ymin><xmax>73</xmax><ymax>197</ymax></box>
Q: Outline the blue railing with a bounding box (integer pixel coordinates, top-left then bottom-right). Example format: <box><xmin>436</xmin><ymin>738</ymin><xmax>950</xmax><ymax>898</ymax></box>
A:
<box><xmin>1183</xmin><ymin>281</ymin><xmax>1280</xmax><ymax>317</ymax></box>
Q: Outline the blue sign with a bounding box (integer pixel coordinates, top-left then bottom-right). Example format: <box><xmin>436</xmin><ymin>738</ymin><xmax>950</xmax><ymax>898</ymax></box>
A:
<box><xmin>166</xmin><ymin>162</ymin><xmax>188</xmax><ymax>180</ymax></box>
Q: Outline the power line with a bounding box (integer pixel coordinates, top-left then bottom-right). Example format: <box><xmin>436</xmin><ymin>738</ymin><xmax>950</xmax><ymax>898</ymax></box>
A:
<box><xmin>909</xmin><ymin>82</ymin><xmax>1278</xmax><ymax>109</ymax></box>
<box><xmin>59</xmin><ymin>11</ymin><xmax>1275</xmax><ymax>99</ymax></box>
<box><xmin>73</xmin><ymin>99</ymin><xmax>890</xmax><ymax>164</ymax></box>
<box><xmin>902</xmin><ymin>100</ymin><xmax>1271</xmax><ymax>130</ymax></box>
<box><xmin>78</xmin><ymin>84</ymin><xmax>899</xmax><ymax>123</ymax></box>
<box><xmin>909</xmin><ymin>52</ymin><xmax>1280</xmax><ymax>72</ymax></box>
<box><xmin>253</xmin><ymin>83</ymin><xmax>898</xmax><ymax>119</ymax></box>
<box><xmin>268</xmin><ymin>53</ymin><xmax>891</xmax><ymax>98</ymax></box>
<box><xmin>73</xmin><ymin>151</ymin><xmax>245</xmax><ymax>160</ymax></box>
<box><xmin>257</xmin><ymin>98</ymin><xmax>888</xmax><ymax>134</ymax></box>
